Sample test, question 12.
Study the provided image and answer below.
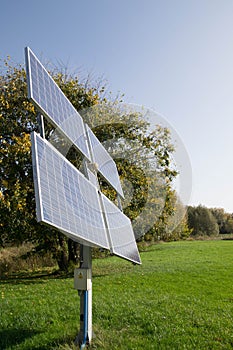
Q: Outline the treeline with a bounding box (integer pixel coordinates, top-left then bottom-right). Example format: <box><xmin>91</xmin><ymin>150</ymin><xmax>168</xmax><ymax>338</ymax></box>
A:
<box><xmin>187</xmin><ymin>205</ymin><xmax>233</xmax><ymax>237</ymax></box>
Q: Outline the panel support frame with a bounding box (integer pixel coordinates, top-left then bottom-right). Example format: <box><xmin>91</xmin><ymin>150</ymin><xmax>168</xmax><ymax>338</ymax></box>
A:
<box><xmin>37</xmin><ymin>113</ymin><xmax>45</xmax><ymax>139</ymax></box>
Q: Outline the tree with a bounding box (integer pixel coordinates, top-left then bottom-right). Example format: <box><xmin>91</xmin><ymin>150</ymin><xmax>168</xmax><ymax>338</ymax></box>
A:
<box><xmin>211</xmin><ymin>208</ymin><xmax>233</xmax><ymax>234</ymax></box>
<box><xmin>80</xmin><ymin>103</ymin><xmax>182</xmax><ymax>241</ymax></box>
<box><xmin>160</xmin><ymin>195</ymin><xmax>191</xmax><ymax>241</ymax></box>
<box><xmin>0</xmin><ymin>58</ymin><xmax>103</xmax><ymax>269</ymax></box>
<box><xmin>0</xmin><ymin>56</ymin><xmax>180</xmax><ymax>270</ymax></box>
<box><xmin>187</xmin><ymin>205</ymin><xmax>219</xmax><ymax>237</ymax></box>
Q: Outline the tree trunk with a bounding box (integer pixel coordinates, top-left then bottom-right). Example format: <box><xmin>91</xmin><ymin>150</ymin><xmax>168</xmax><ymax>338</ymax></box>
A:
<box><xmin>56</xmin><ymin>234</ymin><xmax>69</xmax><ymax>271</ymax></box>
<box><xmin>68</xmin><ymin>239</ymin><xmax>80</xmax><ymax>265</ymax></box>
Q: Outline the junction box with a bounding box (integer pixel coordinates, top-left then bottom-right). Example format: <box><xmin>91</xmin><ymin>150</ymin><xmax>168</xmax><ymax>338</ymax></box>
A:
<box><xmin>74</xmin><ymin>268</ymin><xmax>92</xmax><ymax>291</ymax></box>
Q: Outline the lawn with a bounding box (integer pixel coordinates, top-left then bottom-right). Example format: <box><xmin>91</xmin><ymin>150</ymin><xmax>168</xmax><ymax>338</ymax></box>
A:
<box><xmin>0</xmin><ymin>240</ymin><xmax>233</xmax><ymax>349</ymax></box>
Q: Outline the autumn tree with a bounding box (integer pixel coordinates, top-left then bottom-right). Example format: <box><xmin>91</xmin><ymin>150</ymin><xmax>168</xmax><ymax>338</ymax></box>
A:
<box><xmin>187</xmin><ymin>205</ymin><xmax>219</xmax><ymax>237</ymax></box>
<box><xmin>0</xmin><ymin>58</ymin><xmax>102</xmax><ymax>269</ymax></box>
<box><xmin>1</xmin><ymin>56</ymin><xmax>182</xmax><ymax>269</ymax></box>
<box><xmin>210</xmin><ymin>208</ymin><xmax>233</xmax><ymax>234</ymax></box>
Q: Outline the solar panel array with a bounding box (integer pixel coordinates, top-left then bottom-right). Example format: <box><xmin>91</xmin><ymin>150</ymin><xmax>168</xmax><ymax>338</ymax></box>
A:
<box><xmin>85</xmin><ymin>125</ymin><xmax>124</xmax><ymax>198</ymax></box>
<box><xmin>26</xmin><ymin>47</ymin><xmax>141</xmax><ymax>264</ymax></box>
<box><xmin>31</xmin><ymin>132</ymin><xmax>141</xmax><ymax>263</ymax></box>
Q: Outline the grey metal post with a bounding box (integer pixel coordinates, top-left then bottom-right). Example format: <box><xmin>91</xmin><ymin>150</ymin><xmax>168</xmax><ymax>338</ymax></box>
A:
<box><xmin>77</xmin><ymin>156</ymin><xmax>94</xmax><ymax>347</ymax></box>
<box><xmin>37</xmin><ymin>113</ymin><xmax>45</xmax><ymax>139</ymax></box>
<box><xmin>76</xmin><ymin>245</ymin><xmax>92</xmax><ymax>348</ymax></box>
<box><xmin>117</xmin><ymin>193</ymin><xmax>123</xmax><ymax>211</ymax></box>
<box><xmin>76</xmin><ymin>128</ymin><xmax>99</xmax><ymax>346</ymax></box>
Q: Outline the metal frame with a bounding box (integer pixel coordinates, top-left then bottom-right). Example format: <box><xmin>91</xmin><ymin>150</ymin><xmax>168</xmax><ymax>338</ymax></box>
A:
<box><xmin>31</xmin><ymin>132</ymin><xmax>43</xmax><ymax>222</ymax></box>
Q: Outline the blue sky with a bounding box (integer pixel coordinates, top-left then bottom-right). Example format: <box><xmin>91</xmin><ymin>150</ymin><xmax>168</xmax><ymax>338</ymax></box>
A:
<box><xmin>1</xmin><ymin>0</ymin><xmax>233</xmax><ymax>212</ymax></box>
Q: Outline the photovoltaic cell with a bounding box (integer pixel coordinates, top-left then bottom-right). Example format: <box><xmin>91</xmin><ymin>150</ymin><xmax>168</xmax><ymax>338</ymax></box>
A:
<box><xmin>25</xmin><ymin>47</ymin><xmax>90</xmax><ymax>161</ymax></box>
<box><xmin>101</xmin><ymin>194</ymin><xmax>141</xmax><ymax>265</ymax></box>
<box><xmin>86</xmin><ymin>125</ymin><xmax>124</xmax><ymax>198</ymax></box>
<box><xmin>31</xmin><ymin>132</ymin><xmax>109</xmax><ymax>249</ymax></box>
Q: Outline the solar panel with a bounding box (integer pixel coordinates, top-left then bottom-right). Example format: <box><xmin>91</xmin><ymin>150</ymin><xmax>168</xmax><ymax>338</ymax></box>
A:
<box><xmin>25</xmin><ymin>47</ymin><xmax>90</xmax><ymax>161</ymax></box>
<box><xmin>31</xmin><ymin>132</ymin><xmax>109</xmax><ymax>249</ymax></box>
<box><xmin>86</xmin><ymin>125</ymin><xmax>124</xmax><ymax>198</ymax></box>
<box><xmin>101</xmin><ymin>194</ymin><xmax>141</xmax><ymax>264</ymax></box>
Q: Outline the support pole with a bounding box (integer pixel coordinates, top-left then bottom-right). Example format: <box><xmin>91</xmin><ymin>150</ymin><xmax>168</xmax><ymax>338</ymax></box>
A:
<box><xmin>37</xmin><ymin>113</ymin><xmax>45</xmax><ymax>138</ymax></box>
<box><xmin>117</xmin><ymin>193</ymin><xmax>123</xmax><ymax>211</ymax></box>
<box><xmin>75</xmin><ymin>245</ymin><xmax>92</xmax><ymax>348</ymax></box>
<box><xmin>83</xmin><ymin>290</ymin><xmax>88</xmax><ymax>345</ymax></box>
<box><xmin>75</xmin><ymin>133</ymin><xmax>96</xmax><ymax>348</ymax></box>
<box><xmin>81</xmin><ymin>245</ymin><xmax>92</xmax><ymax>344</ymax></box>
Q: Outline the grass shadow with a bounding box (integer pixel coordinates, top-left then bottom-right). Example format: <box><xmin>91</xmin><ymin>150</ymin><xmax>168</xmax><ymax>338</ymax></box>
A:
<box><xmin>0</xmin><ymin>328</ymin><xmax>42</xmax><ymax>349</ymax></box>
<box><xmin>0</xmin><ymin>328</ymin><xmax>78</xmax><ymax>350</ymax></box>
<box><xmin>0</xmin><ymin>269</ymin><xmax>74</xmax><ymax>285</ymax></box>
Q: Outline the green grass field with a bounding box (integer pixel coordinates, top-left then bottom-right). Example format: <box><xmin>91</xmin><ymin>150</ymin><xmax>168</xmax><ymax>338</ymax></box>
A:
<box><xmin>0</xmin><ymin>240</ymin><xmax>233</xmax><ymax>349</ymax></box>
